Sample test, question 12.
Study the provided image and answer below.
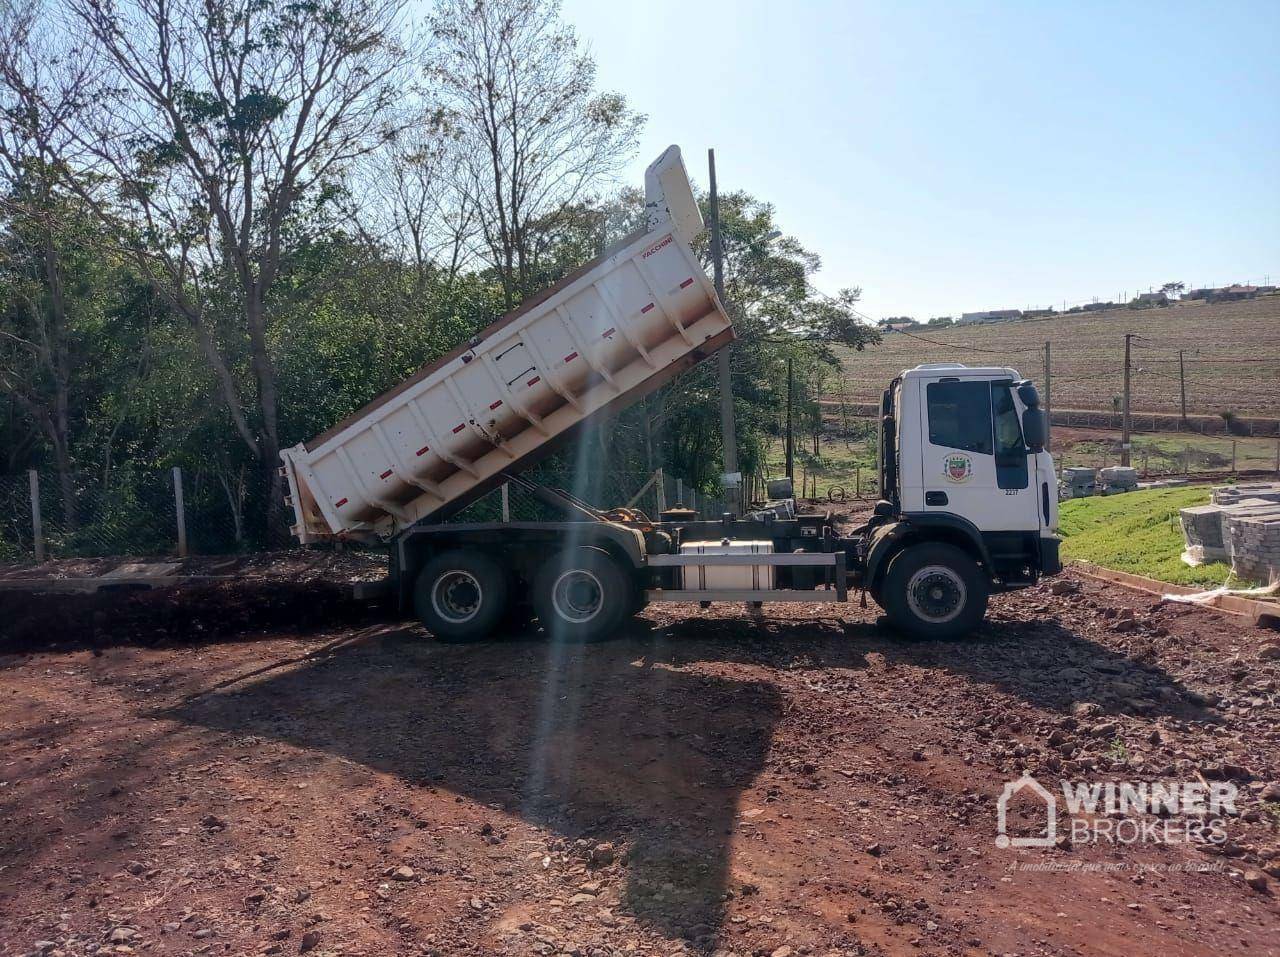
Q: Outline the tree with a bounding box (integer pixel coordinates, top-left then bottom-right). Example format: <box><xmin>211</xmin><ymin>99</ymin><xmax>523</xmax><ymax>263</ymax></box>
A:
<box><xmin>65</xmin><ymin>0</ymin><xmax>415</xmax><ymax>532</ymax></box>
<box><xmin>0</xmin><ymin>0</ymin><xmax>102</xmax><ymax>526</ymax></box>
<box><xmin>927</xmin><ymin>316</ymin><xmax>954</xmax><ymax>327</ymax></box>
<box><xmin>656</xmin><ymin>189</ymin><xmax>876</xmax><ymax>490</ymax></box>
<box><xmin>426</xmin><ymin>0</ymin><xmax>644</xmax><ymax>310</ymax></box>
<box><xmin>1160</xmin><ymin>281</ymin><xmax>1185</xmax><ymax>298</ymax></box>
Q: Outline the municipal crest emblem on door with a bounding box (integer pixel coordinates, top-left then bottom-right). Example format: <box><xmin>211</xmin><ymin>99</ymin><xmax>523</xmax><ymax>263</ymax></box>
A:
<box><xmin>943</xmin><ymin>454</ymin><xmax>973</xmax><ymax>483</ymax></box>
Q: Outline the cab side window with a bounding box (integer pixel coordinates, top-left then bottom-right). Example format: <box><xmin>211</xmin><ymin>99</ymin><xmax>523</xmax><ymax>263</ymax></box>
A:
<box><xmin>926</xmin><ymin>381</ymin><xmax>993</xmax><ymax>454</ymax></box>
<box><xmin>992</xmin><ymin>383</ymin><xmax>1029</xmax><ymax>489</ymax></box>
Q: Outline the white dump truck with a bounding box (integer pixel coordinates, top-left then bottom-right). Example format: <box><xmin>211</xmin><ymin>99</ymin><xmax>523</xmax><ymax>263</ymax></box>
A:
<box><xmin>282</xmin><ymin>146</ymin><xmax>1061</xmax><ymax>641</ymax></box>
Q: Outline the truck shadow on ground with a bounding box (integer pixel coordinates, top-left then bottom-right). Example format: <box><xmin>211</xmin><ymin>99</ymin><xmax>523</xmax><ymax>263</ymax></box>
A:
<box><xmin>167</xmin><ymin>626</ymin><xmax>781</xmax><ymax>946</ymax></box>
<box><xmin>164</xmin><ymin>610</ymin><xmax>1214</xmax><ymax>947</ymax></box>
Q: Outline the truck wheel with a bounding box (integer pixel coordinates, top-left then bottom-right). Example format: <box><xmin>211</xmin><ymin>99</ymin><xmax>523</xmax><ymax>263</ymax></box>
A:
<box><xmin>533</xmin><ymin>546</ymin><xmax>633</xmax><ymax>643</ymax></box>
<box><xmin>414</xmin><ymin>549</ymin><xmax>509</xmax><ymax>642</ymax></box>
<box><xmin>881</xmin><ymin>543</ymin><xmax>988</xmax><ymax>639</ymax></box>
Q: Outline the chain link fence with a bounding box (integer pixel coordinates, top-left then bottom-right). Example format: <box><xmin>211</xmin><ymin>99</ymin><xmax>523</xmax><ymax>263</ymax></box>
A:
<box><xmin>1055</xmin><ymin>433</ymin><xmax>1280</xmax><ymax>478</ymax></box>
<box><xmin>0</xmin><ymin>465</ymin><xmax>723</xmax><ymax>565</ymax></box>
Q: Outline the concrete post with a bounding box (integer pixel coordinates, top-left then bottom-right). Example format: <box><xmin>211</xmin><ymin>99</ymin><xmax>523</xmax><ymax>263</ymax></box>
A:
<box><xmin>500</xmin><ymin>482</ymin><xmax>510</xmax><ymax>522</ymax></box>
<box><xmin>28</xmin><ymin>470</ymin><xmax>45</xmax><ymax>563</ymax></box>
<box><xmin>655</xmin><ymin>468</ymin><xmax>667</xmax><ymax>513</ymax></box>
<box><xmin>172</xmin><ymin>466</ymin><xmax>188</xmax><ymax>558</ymax></box>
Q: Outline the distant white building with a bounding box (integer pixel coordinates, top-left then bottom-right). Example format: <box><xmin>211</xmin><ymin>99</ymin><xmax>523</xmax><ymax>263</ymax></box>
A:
<box><xmin>957</xmin><ymin>309</ymin><xmax>1023</xmax><ymax>325</ymax></box>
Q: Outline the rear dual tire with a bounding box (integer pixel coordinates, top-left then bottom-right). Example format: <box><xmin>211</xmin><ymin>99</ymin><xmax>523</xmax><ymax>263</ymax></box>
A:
<box><xmin>414</xmin><ymin>549</ymin><xmax>510</xmax><ymax>643</ymax></box>
<box><xmin>532</xmin><ymin>546</ymin><xmax>635</xmax><ymax>643</ymax></box>
<box><xmin>414</xmin><ymin>545</ymin><xmax>636</xmax><ymax>643</ymax></box>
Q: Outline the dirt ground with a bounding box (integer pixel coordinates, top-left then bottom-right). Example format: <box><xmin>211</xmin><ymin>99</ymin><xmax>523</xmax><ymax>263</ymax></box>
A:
<box><xmin>2</xmin><ymin>566</ymin><xmax>1278</xmax><ymax>957</ymax></box>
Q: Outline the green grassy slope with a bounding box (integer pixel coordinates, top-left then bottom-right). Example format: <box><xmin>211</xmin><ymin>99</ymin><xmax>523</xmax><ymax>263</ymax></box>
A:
<box><xmin>1058</xmin><ymin>485</ymin><xmax>1239</xmax><ymax>587</ymax></box>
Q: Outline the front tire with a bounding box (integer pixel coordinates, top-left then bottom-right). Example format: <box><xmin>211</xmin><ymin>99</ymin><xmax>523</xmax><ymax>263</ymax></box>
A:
<box><xmin>414</xmin><ymin>549</ymin><xmax>510</xmax><ymax>642</ymax></box>
<box><xmin>881</xmin><ymin>542</ymin><xmax>988</xmax><ymax>639</ymax></box>
<box><xmin>532</xmin><ymin>546</ymin><xmax>634</xmax><ymax>643</ymax></box>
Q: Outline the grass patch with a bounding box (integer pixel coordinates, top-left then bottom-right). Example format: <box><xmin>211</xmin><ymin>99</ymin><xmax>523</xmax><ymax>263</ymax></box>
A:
<box><xmin>1058</xmin><ymin>485</ymin><xmax>1239</xmax><ymax>587</ymax></box>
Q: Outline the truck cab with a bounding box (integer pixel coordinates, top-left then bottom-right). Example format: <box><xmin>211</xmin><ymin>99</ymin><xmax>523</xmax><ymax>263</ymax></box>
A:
<box><xmin>864</xmin><ymin>363</ymin><xmax>1061</xmax><ymax>634</ymax></box>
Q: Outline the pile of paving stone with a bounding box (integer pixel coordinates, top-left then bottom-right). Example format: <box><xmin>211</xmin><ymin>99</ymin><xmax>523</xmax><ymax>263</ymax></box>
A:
<box><xmin>1099</xmin><ymin>466</ymin><xmax>1139</xmax><ymax>493</ymax></box>
<box><xmin>1180</xmin><ymin>482</ymin><xmax>1280</xmax><ymax>582</ymax></box>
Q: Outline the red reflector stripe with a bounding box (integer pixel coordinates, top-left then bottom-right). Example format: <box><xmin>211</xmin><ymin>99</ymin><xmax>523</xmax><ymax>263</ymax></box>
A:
<box><xmin>379</xmin><ymin>469</ymin><xmax>393</xmax><ymax>479</ymax></box>
<box><xmin>489</xmin><ymin>399</ymin><xmax>503</xmax><ymax>409</ymax></box>
<box><xmin>526</xmin><ymin>376</ymin><xmax>541</xmax><ymax>387</ymax></box>
<box><xmin>415</xmin><ymin>446</ymin><xmax>430</xmax><ymax>456</ymax></box>
<box><xmin>563</xmin><ymin>351</ymin><xmax>579</xmax><ymax>363</ymax></box>
<box><xmin>602</xmin><ymin>327</ymin><xmax>615</xmax><ymax>338</ymax></box>
<box><xmin>334</xmin><ymin>497</ymin><xmax>348</xmax><ymax>508</ymax></box>
<box><xmin>641</xmin><ymin>303</ymin><xmax>655</xmax><ymax>313</ymax></box>
<box><xmin>452</xmin><ymin>423</ymin><xmax>466</xmax><ymax>433</ymax></box>
<box><xmin>679</xmin><ymin>278</ymin><xmax>694</xmax><ymax>289</ymax></box>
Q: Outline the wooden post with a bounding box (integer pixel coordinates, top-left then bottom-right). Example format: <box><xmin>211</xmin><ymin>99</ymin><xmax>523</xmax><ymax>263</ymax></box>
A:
<box><xmin>172</xmin><ymin>466</ymin><xmax>188</xmax><ymax>558</ymax></box>
<box><xmin>1043</xmin><ymin>340</ymin><xmax>1051</xmax><ymax>450</ymax></box>
<box><xmin>28</xmin><ymin>470</ymin><xmax>45</xmax><ymax>563</ymax></box>
<box><xmin>1121</xmin><ymin>333</ymin><xmax>1133</xmax><ymax>466</ymax></box>
<box><xmin>500</xmin><ymin>482</ymin><xmax>510</xmax><ymax>522</ymax></box>
<box><xmin>785</xmin><ymin>357</ymin><xmax>794</xmax><ymax>481</ymax></box>
<box><xmin>656</xmin><ymin>467</ymin><xmax>667</xmax><ymax>513</ymax></box>
<box><xmin>1231</xmin><ymin>440</ymin><xmax>1237</xmax><ymax>474</ymax></box>
<box><xmin>676</xmin><ymin>477</ymin><xmax>684</xmax><ymax>505</ymax></box>
<box><xmin>855</xmin><ymin>466</ymin><xmax>861</xmax><ymax>499</ymax></box>
<box><xmin>1274</xmin><ymin>440</ymin><xmax>1279</xmax><ymax>476</ymax></box>
<box><xmin>1178</xmin><ymin>349</ymin><xmax>1188</xmax><ymax>428</ymax></box>
<box><xmin>708</xmin><ymin>148</ymin><xmax>739</xmax><ymax>515</ymax></box>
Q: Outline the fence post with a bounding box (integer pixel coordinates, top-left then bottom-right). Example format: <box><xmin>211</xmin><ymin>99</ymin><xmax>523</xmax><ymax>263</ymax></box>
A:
<box><xmin>1231</xmin><ymin>441</ymin><xmax>1237</xmax><ymax>474</ymax></box>
<box><xmin>1275</xmin><ymin>440</ymin><xmax>1279</xmax><ymax>476</ymax></box>
<box><xmin>656</xmin><ymin>468</ymin><xmax>667</xmax><ymax>513</ymax></box>
<box><xmin>676</xmin><ymin>477</ymin><xmax>684</xmax><ymax>505</ymax></box>
<box><xmin>28</xmin><ymin>470</ymin><xmax>45</xmax><ymax>563</ymax></box>
<box><xmin>172</xmin><ymin>466</ymin><xmax>188</xmax><ymax>558</ymax></box>
<box><xmin>500</xmin><ymin>482</ymin><xmax>510</xmax><ymax>522</ymax></box>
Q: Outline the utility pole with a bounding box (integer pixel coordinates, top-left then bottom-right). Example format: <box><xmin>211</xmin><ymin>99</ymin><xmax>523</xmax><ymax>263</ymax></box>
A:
<box><xmin>708</xmin><ymin>148</ymin><xmax>740</xmax><ymax>513</ymax></box>
<box><xmin>1043</xmin><ymin>340</ymin><xmax>1051</xmax><ymax>450</ymax></box>
<box><xmin>1121</xmin><ymin>333</ymin><xmax>1134</xmax><ymax>466</ymax></box>
<box><xmin>785</xmin><ymin>356</ymin><xmax>794</xmax><ymax>482</ymax></box>
<box><xmin>1178</xmin><ymin>349</ymin><xmax>1188</xmax><ymax>428</ymax></box>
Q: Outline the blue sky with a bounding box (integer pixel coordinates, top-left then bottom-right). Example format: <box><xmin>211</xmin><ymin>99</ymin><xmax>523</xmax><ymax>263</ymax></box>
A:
<box><xmin>561</xmin><ymin>0</ymin><xmax>1280</xmax><ymax>319</ymax></box>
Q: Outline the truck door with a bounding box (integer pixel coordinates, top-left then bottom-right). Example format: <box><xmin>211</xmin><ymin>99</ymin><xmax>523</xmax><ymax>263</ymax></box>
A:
<box><xmin>916</xmin><ymin>377</ymin><xmax>1038</xmax><ymax>532</ymax></box>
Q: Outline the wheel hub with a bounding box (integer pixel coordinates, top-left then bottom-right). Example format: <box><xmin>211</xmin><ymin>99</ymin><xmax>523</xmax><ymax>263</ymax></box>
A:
<box><xmin>432</xmin><ymin>570</ymin><xmax>483</xmax><ymax>624</ymax></box>
<box><xmin>552</xmin><ymin>569</ymin><xmax>604</xmax><ymax>623</ymax></box>
<box><xmin>906</xmin><ymin>565</ymin><xmax>966</xmax><ymax>624</ymax></box>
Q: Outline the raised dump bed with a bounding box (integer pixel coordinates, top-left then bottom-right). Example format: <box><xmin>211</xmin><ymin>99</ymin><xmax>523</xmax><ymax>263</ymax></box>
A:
<box><xmin>281</xmin><ymin>146</ymin><xmax>734</xmax><ymax>543</ymax></box>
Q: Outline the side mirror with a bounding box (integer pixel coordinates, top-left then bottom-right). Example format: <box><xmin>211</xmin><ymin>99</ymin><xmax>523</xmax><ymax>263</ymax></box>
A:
<box><xmin>1023</xmin><ymin>408</ymin><xmax>1047</xmax><ymax>452</ymax></box>
<box><xmin>1017</xmin><ymin>380</ymin><xmax>1041</xmax><ymax>409</ymax></box>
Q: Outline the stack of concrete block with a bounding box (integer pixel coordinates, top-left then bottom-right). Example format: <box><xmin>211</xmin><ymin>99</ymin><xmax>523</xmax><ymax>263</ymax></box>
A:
<box><xmin>1180</xmin><ymin>484</ymin><xmax>1280</xmax><ymax>582</ymax></box>
<box><xmin>1180</xmin><ymin>503</ymin><xmax>1232</xmax><ymax>562</ymax></box>
<box><xmin>1060</xmin><ymin>467</ymin><xmax>1097</xmax><ymax>499</ymax></box>
<box><xmin>1212</xmin><ymin>483</ymin><xmax>1280</xmax><ymax>506</ymax></box>
<box><xmin>1100</xmin><ymin>466</ymin><xmax>1139</xmax><ymax>494</ymax></box>
<box><xmin>1226</xmin><ymin>515</ymin><xmax>1280</xmax><ymax>584</ymax></box>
